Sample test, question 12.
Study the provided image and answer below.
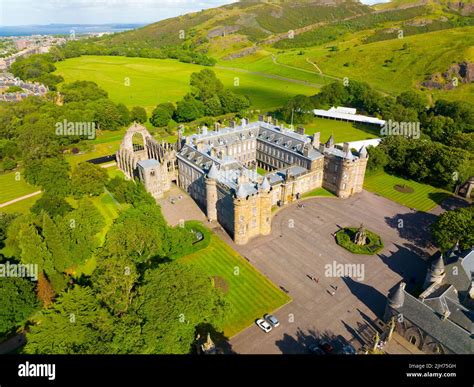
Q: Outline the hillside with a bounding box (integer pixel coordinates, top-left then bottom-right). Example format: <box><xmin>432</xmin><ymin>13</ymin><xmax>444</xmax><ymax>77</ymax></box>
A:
<box><xmin>68</xmin><ymin>0</ymin><xmax>473</xmax><ymax>102</ymax></box>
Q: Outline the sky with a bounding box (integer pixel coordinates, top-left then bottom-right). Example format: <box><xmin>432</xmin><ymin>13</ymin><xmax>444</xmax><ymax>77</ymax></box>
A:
<box><xmin>0</xmin><ymin>0</ymin><xmax>391</xmax><ymax>26</ymax></box>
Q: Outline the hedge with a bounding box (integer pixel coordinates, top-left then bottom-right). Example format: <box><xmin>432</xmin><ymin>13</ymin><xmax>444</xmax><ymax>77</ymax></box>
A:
<box><xmin>335</xmin><ymin>227</ymin><xmax>383</xmax><ymax>255</ymax></box>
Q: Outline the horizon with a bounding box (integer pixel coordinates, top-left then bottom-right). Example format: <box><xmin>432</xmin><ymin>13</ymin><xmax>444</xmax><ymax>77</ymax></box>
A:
<box><xmin>0</xmin><ymin>0</ymin><xmax>391</xmax><ymax>27</ymax></box>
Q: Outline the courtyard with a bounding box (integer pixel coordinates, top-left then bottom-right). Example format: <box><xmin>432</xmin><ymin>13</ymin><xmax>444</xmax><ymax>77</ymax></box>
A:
<box><xmin>224</xmin><ymin>190</ymin><xmax>438</xmax><ymax>354</ymax></box>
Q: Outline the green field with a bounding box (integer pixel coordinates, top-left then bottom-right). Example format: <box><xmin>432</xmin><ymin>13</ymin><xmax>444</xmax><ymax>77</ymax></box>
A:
<box><xmin>304</xmin><ymin>117</ymin><xmax>380</xmax><ymax>143</ymax></box>
<box><xmin>180</xmin><ymin>233</ymin><xmax>290</xmax><ymax>337</ymax></box>
<box><xmin>54</xmin><ymin>56</ymin><xmax>319</xmax><ymax>112</ymax></box>
<box><xmin>302</xmin><ymin>187</ymin><xmax>336</xmax><ymax>199</ymax></box>
<box><xmin>0</xmin><ymin>171</ymin><xmax>39</xmax><ymax>205</ymax></box>
<box><xmin>363</xmin><ymin>170</ymin><xmax>452</xmax><ymax>212</ymax></box>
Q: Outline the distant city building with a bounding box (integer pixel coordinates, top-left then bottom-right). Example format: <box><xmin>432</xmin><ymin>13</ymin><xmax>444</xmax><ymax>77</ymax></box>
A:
<box><xmin>313</xmin><ymin>106</ymin><xmax>386</xmax><ymax>127</ymax></box>
<box><xmin>384</xmin><ymin>247</ymin><xmax>474</xmax><ymax>354</ymax></box>
<box><xmin>117</xmin><ymin>117</ymin><xmax>369</xmax><ymax>245</ymax></box>
<box><xmin>0</xmin><ymin>75</ymin><xmax>49</xmax><ymax>101</ymax></box>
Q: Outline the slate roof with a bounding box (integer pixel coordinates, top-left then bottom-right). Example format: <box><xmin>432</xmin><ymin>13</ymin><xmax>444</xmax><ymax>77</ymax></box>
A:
<box><xmin>137</xmin><ymin>159</ymin><xmax>160</xmax><ymax>169</ymax></box>
<box><xmin>394</xmin><ymin>290</ymin><xmax>473</xmax><ymax>354</ymax></box>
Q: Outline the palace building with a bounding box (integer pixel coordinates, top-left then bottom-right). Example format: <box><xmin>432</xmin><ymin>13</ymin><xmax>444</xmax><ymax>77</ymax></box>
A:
<box><xmin>117</xmin><ymin>117</ymin><xmax>369</xmax><ymax>245</ymax></box>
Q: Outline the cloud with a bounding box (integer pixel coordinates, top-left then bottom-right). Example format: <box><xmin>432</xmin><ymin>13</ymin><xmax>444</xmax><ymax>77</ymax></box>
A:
<box><xmin>1</xmin><ymin>0</ymin><xmax>391</xmax><ymax>26</ymax></box>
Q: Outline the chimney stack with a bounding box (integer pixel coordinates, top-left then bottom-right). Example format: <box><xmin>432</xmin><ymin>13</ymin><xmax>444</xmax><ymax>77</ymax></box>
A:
<box><xmin>312</xmin><ymin>132</ymin><xmax>320</xmax><ymax>148</ymax></box>
<box><xmin>343</xmin><ymin>142</ymin><xmax>350</xmax><ymax>154</ymax></box>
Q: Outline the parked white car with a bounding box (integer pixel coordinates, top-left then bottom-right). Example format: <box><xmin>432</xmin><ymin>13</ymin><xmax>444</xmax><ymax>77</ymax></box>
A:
<box><xmin>256</xmin><ymin>318</ymin><xmax>272</xmax><ymax>333</ymax></box>
<box><xmin>264</xmin><ymin>314</ymin><xmax>280</xmax><ymax>327</ymax></box>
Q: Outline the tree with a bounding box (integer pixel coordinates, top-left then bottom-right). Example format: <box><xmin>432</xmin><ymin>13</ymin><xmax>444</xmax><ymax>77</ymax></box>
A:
<box><xmin>116</xmin><ymin>103</ymin><xmax>131</xmax><ymax>126</ymax></box>
<box><xmin>92</xmin><ymin>256</ymin><xmax>139</xmax><ymax>316</ymax></box>
<box><xmin>279</xmin><ymin>94</ymin><xmax>314</xmax><ymax>124</ymax></box>
<box><xmin>0</xmin><ymin>213</ymin><xmax>18</xmax><ymax>250</ymax></box>
<box><xmin>71</xmin><ymin>162</ymin><xmax>108</xmax><ymax>198</ymax></box>
<box><xmin>92</xmin><ymin>99</ymin><xmax>123</xmax><ymax>131</ymax></box>
<box><xmin>396</xmin><ymin>91</ymin><xmax>427</xmax><ymax>114</ymax></box>
<box><xmin>431</xmin><ymin>207</ymin><xmax>473</xmax><ymax>251</ymax></box>
<box><xmin>61</xmin><ymin>80</ymin><xmax>108</xmax><ymax>103</ymax></box>
<box><xmin>312</xmin><ymin>82</ymin><xmax>350</xmax><ymax>107</ymax></box>
<box><xmin>62</xmin><ymin>199</ymin><xmax>105</xmax><ymax>266</ymax></box>
<box><xmin>190</xmin><ymin>69</ymin><xmax>224</xmax><ymax>101</ymax></box>
<box><xmin>0</xmin><ymin>276</ymin><xmax>38</xmax><ymax>336</ymax></box>
<box><xmin>36</xmin><ymin>272</ymin><xmax>55</xmax><ymax>308</ymax></box>
<box><xmin>24</xmin><ymin>286</ymin><xmax>114</xmax><ymax>354</ymax></box>
<box><xmin>173</xmin><ymin>98</ymin><xmax>205</xmax><ymax>123</ymax></box>
<box><xmin>137</xmin><ymin>263</ymin><xmax>228</xmax><ymax>354</ymax></box>
<box><xmin>24</xmin><ymin>157</ymin><xmax>70</xmax><ymax>197</ymax></box>
<box><xmin>218</xmin><ymin>90</ymin><xmax>250</xmax><ymax>114</ymax></box>
<box><xmin>204</xmin><ymin>95</ymin><xmax>223</xmax><ymax>116</ymax></box>
<box><xmin>31</xmin><ymin>193</ymin><xmax>73</xmax><ymax>217</ymax></box>
<box><xmin>41</xmin><ymin>213</ymin><xmax>72</xmax><ymax>275</ymax></box>
<box><xmin>366</xmin><ymin>145</ymin><xmax>389</xmax><ymax>171</ymax></box>
<box><xmin>130</xmin><ymin>106</ymin><xmax>147</xmax><ymax>123</ymax></box>
<box><xmin>102</xmin><ymin>203</ymin><xmax>169</xmax><ymax>265</ymax></box>
<box><xmin>150</xmin><ymin>105</ymin><xmax>173</xmax><ymax>127</ymax></box>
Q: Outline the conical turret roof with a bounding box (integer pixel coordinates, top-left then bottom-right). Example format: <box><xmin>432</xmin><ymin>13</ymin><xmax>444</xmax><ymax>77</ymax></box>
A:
<box><xmin>388</xmin><ymin>282</ymin><xmax>406</xmax><ymax>309</ymax></box>
<box><xmin>207</xmin><ymin>162</ymin><xmax>219</xmax><ymax>179</ymax></box>
<box><xmin>260</xmin><ymin>177</ymin><xmax>270</xmax><ymax>192</ymax></box>
<box><xmin>236</xmin><ymin>184</ymin><xmax>247</xmax><ymax>199</ymax></box>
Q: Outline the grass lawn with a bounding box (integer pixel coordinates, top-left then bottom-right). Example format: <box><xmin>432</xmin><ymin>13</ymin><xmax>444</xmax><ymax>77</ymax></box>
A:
<box><xmin>106</xmin><ymin>165</ymin><xmax>125</xmax><ymax>179</ymax></box>
<box><xmin>302</xmin><ymin>187</ymin><xmax>336</xmax><ymax>199</ymax></box>
<box><xmin>180</xmin><ymin>233</ymin><xmax>290</xmax><ymax>337</ymax></box>
<box><xmin>257</xmin><ymin>167</ymin><xmax>267</xmax><ymax>176</ymax></box>
<box><xmin>0</xmin><ymin>171</ymin><xmax>39</xmax><ymax>204</ymax></box>
<box><xmin>66</xmin><ymin>140</ymin><xmax>122</xmax><ymax>167</ymax></box>
<box><xmin>364</xmin><ymin>170</ymin><xmax>452</xmax><ymax>212</ymax></box>
<box><xmin>54</xmin><ymin>56</ymin><xmax>319</xmax><ymax>112</ymax></box>
<box><xmin>304</xmin><ymin>117</ymin><xmax>380</xmax><ymax>143</ymax></box>
<box><xmin>0</xmin><ymin>193</ymin><xmax>42</xmax><ymax>214</ymax></box>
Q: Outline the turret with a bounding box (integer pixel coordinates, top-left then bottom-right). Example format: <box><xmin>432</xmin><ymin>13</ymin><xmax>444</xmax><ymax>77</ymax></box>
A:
<box><xmin>423</xmin><ymin>254</ymin><xmax>445</xmax><ymax>288</ymax></box>
<box><xmin>388</xmin><ymin>282</ymin><xmax>406</xmax><ymax>309</ymax></box>
<box><xmin>205</xmin><ymin>163</ymin><xmax>219</xmax><ymax>222</ymax></box>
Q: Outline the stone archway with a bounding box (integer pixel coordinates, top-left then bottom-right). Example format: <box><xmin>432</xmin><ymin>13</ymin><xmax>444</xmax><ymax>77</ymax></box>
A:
<box><xmin>120</xmin><ymin>122</ymin><xmax>153</xmax><ymax>154</ymax></box>
<box><xmin>116</xmin><ymin>123</ymin><xmax>153</xmax><ymax>179</ymax></box>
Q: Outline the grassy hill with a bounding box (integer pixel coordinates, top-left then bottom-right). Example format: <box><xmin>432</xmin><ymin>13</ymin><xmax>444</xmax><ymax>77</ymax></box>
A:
<box><xmin>80</xmin><ymin>0</ymin><xmax>472</xmax><ymax>103</ymax></box>
<box><xmin>54</xmin><ymin>0</ymin><xmax>473</xmax><ymax>107</ymax></box>
<box><xmin>54</xmin><ymin>55</ymin><xmax>320</xmax><ymax>112</ymax></box>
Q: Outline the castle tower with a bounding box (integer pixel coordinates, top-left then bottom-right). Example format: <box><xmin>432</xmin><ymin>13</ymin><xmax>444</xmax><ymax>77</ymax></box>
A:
<box><xmin>354</xmin><ymin>145</ymin><xmax>369</xmax><ymax>193</ymax></box>
<box><xmin>205</xmin><ymin>163</ymin><xmax>219</xmax><ymax>222</ymax></box>
<box><xmin>424</xmin><ymin>254</ymin><xmax>446</xmax><ymax>288</ymax></box>
<box><xmin>259</xmin><ymin>177</ymin><xmax>272</xmax><ymax>236</ymax></box>
<box><xmin>233</xmin><ymin>184</ymin><xmax>249</xmax><ymax>245</ymax></box>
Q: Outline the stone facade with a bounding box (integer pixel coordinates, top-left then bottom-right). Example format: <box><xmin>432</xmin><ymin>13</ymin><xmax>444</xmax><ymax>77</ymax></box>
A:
<box><xmin>117</xmin><ymin>118</ymin><xmax>369</xmax><ymax>244</ymax></box>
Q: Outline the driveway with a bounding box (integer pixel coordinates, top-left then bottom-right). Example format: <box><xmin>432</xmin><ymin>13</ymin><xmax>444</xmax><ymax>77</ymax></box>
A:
<box><xmin>226</xmin><ymin>190</ymin><xmax>437</xmax><ymax>354</ymax></box>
